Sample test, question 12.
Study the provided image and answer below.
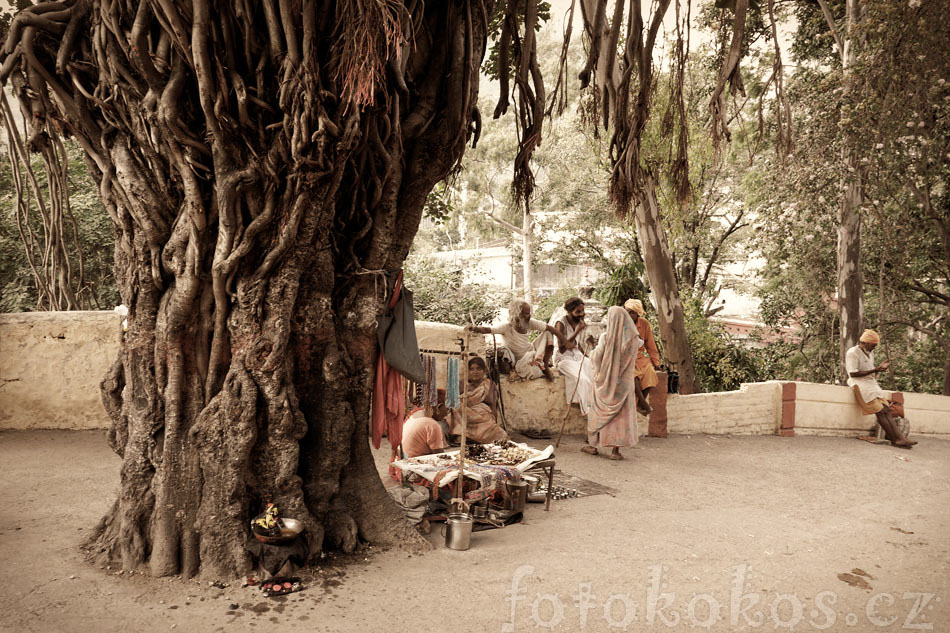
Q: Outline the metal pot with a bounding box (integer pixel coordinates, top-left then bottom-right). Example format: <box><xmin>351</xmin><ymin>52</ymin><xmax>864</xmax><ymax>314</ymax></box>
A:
<box><xmin>521</xmin><ymin>475</ymin><xmax>540</xmax><ymax>494</ymax></box>
<box><xmin>442</xmin><ymin>512</ymin><xmax>473</xmax><ymax>550</ymax></box>
<box><xmin>250</xmin><ymin>518</ymin><xmax>304</xmax><ymax>545</ymax></box>
<box><xmin>503</xmin><ymin>479</ymin><xmax>528</xmax><ymax>513</ymax></box>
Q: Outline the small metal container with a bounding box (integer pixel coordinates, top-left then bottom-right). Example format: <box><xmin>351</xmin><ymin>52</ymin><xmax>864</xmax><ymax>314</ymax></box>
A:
<box><xmin>521</xmin><ymin>475</ymin><xmax>540</xmax><ymax>493</ymax></box>
<box><xmin>442</xmin><ymin>512</ymin><xmax>473</xmax><ymax>550</ymax></box>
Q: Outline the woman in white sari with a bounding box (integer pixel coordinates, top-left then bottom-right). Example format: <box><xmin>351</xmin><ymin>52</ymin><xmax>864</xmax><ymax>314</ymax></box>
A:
<box><xmin>581</xmin><ymin>306</ymin><xmax>641</xmax><ymax>460</ymax></box>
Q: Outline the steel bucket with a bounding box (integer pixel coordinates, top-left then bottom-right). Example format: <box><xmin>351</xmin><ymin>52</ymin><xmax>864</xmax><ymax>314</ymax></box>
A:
<box><xmin>442</xmin><ymin>512</ymin><xmax>473</xmax><ymax>550</ymax></box>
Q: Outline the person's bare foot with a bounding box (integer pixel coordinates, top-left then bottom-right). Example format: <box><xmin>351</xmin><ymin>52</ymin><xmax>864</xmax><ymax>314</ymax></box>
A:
<box><xmin>541</xmin><ymin>367</ymin><xmax>555</xmax><ymax>382</ymax></box>
<box><xmin>893</xmin><ymin>438</ymin><xmax>916</xmax><ymax>448</ymax></box>
<box><xmin>609</xmin><ymin>448</ymin><xmax>624</xmax><ymax>460</ymax></box>
<box><xmin>580</xmin><ymin>446</ymin><xmax>598</xmax><ymax>456</ymax></box>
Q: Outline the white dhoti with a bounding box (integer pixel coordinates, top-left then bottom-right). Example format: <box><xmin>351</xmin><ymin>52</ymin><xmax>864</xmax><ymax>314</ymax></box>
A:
<box><xmin>510</xmin><ymin>333</ymin><xmax>551</xmax><ymax>379</ymax></box>
<box><xmin>556</xmin><ymin>348</ymin><xmax>593</xmax><ymax>415</ymax></box>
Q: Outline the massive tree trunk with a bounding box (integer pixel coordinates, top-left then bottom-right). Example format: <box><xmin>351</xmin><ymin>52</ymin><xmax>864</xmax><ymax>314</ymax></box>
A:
<box><xmin>2</xmin><ymin>0</ymin><xmax>492</xmax><ymax>578</ymax></box>
<box><xmin>634</xmin><ymin>177</ymin><xmax>700</xmax><ymax>394</ymax></box>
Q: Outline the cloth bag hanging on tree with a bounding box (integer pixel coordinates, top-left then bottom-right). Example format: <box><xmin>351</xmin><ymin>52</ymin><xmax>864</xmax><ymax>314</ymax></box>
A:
<box><xmin>376</xmin><ymin>270</ymin><xmax>426</xmax><ymax>384</ymax></box>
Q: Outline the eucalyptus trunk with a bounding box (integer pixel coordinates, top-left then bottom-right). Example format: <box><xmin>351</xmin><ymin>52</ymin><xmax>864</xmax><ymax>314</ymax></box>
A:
<box><xmin>835</xmin><ymin>0</ymin><xmax>866</xmax><ymax>381</ymax></box>
<box><xmin>522</xmin><ymin>202</ymin><xmax>534</xmax><ymax>302</ymax></box>
<box><xmin>2</xmin><ymin>0</ymin><xmax>492</xmax><ymax>578</ymax></box>
<box><xmin>634</xmin><ymin>177</ymin><xmax>700</xmax><ymax>394</ymax></box>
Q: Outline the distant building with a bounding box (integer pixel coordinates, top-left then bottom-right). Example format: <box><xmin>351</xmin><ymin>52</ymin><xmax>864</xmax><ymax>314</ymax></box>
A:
<box><xmin>427</xmin><ymin>245</ymin><xmax>603</xmax><ymax>296</ymax></box>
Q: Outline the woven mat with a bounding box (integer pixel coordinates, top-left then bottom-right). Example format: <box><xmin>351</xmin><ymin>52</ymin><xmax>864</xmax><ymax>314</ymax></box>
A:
<box><xmin>537</xmin><ymin>470</ymin><xmax>618</xmax><ymax>499</ymax></box>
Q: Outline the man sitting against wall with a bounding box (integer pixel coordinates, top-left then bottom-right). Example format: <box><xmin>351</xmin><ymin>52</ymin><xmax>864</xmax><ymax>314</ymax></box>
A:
<box><xmin>623</xmin><ymin>298</ymin><xmax>660</xmax><ymax>416</ymax></box>
<box><xmin>552</xmin><ymin>296</ymin><xmax>596</xmax><ymax>415</ymax></box>
<box><xmin>845</xmin><ymin>329</ymin><xmax>916</xmax><ymax>449</ymax></box>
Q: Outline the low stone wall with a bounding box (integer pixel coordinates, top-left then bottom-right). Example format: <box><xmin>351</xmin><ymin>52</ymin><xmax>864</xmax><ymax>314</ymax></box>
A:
<box><xmin>0</xmin><ymin>311</ymin><xmax>119</xmax><ymax>430</ymax></box>
<box><xmin>663</xmin><ymin>382</ymin><xmax>783</xmax><ymax>436</ymax></box>
<box><xmin>793</xmin><ymin>381</ymin><xmax>950</xmax><ymax>438</ymax></box>
<box><xmin>2</xmin><ymin>312</ymin><xmax>948</xmax><ymax>441</ymax></box>
<box><xmin>497</xmin><ymin>374</ymin><xmax>587</xmax><ymax>436</ymax></box>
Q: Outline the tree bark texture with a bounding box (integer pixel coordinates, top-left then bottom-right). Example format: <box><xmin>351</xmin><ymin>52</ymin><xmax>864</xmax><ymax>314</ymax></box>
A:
<box><xmin>836</xmin><ymin>0</ymin><xmax>866</xmax><ymax>381</ymax></box>
<box><xmin>522</xmin><ymin>202</ymin><xmax>534</xmax><ymax>302</ymax></box>
<box><xmin>1</xmin><ymin>0</ymin><xmax>493</xmax><ymax>578</ymax></box>
<box><xmin>634</xmin><ymin>177</ymin><xmax>700</xmax><ymax>394</ymax></box>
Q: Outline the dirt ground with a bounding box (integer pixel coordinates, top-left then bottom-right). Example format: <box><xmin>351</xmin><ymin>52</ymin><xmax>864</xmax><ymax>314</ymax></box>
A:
<box><xmin>1</xmin><ymin>430</ymin><xmax>948</xmax><ymax>633</ymax></box>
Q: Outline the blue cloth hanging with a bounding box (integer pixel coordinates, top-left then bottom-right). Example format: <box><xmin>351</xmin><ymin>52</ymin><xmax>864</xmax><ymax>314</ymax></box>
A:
<box><xmin>445</xmin><ymin>356</ymin><xmax>460</xmax><ymax>409</ymax></box>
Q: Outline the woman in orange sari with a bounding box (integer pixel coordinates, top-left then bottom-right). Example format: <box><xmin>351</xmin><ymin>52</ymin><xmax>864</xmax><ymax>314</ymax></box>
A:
<box><xmin>448</xmin><ymin>356</ymin><xmax>507</xmax><ymax>444</ymax></box>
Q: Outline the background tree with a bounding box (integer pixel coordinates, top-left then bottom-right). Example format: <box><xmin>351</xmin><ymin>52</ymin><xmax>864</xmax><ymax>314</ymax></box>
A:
<box><xmin>403</xmin><ymin>252</ymin><xmax>509</xmax><ymax>326</ymax></box>
<box><xmin>0</xmin><ymin>133</ymin><xmax>117</xmax><ymax>310</ymax></box>
<box><xmin>751</xmin><ymin>0</ymin><xmax>949</xmax><ymax>394</ymax></box>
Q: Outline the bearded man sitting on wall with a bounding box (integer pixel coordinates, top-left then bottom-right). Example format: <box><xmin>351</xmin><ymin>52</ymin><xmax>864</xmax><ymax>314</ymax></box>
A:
<box><xmin>465</xmin><ymin>299</ymin><xmax>567</xmax><ymax>381</ymax></box>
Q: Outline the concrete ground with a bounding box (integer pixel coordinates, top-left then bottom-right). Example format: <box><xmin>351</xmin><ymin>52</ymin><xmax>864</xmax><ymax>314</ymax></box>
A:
<box><xmin>0</xmin><ymin>430</ymin><xmax>948</xmax><ymax>633</ymax></box>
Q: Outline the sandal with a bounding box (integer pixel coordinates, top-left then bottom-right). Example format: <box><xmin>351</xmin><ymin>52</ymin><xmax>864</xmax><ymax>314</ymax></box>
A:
<box><xmin>580</xmin><ymin>446</ymin><xmax>598</xmax><ymax>456</ymax></box>
<box><xmin>608</xmin><ymin>452</ymin><xmax>624</xmax><ymax>461</ymax></box>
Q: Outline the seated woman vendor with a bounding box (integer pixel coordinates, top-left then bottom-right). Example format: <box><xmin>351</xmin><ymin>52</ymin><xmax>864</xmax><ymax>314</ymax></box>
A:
<box><xmin>402</xmin><ymin>389</ymin><xmax>450</xmax><ymax>458</ymax></box>
<box><xmin>448</xmin><ymin>356</ymin><xmax>507</xmax><ymax>444</ymax></box>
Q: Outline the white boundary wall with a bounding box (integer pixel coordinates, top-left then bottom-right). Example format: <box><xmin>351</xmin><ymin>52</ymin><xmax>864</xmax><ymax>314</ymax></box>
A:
<box><xmin>665</xmin><ymin>382</ymin><xmax>783</xmax><ymax>436</ymax></box>
<box><xmin>0</xmin><ymin>311</ymin><xmax>119</xmax><ymax>430</ymax></box>
<box><xmin>2</xmin><ymin>312</ymin><xmax>948</xmax><ymax>439</ymax></box>
<box><xmin>794</xmin><ymin>381</ymin><xmax>950</xmax><ymax>438</ymax></box>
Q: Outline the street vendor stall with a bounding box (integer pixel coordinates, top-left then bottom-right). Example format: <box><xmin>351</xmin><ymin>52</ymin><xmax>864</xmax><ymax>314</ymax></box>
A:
<box><xmin>388</xmin><ymin>330</ymin><xmax>559</xmax><ymax>548</ymax></box>
<box><xmin>391</xmin><ymin>439</ymin><xmax>555</xmax><ymax>514</ymax></box>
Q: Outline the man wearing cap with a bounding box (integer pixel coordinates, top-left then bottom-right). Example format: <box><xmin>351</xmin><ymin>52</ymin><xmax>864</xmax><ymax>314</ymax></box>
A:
<box><xmin>624</xmin><ymin>299</ymin><xmax>660</xmax><ymax>415</ymax></box>
<box><xmin>845</xmin><ymin>329</ymin><xmax>916</xmax><ymax>448</ymax></box>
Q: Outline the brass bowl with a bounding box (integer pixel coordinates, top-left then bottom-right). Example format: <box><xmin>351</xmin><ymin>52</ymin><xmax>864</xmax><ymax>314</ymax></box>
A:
<box><xmin>251</xmin><ymin>518</ymin><xmax>304</xmax><ymax>545</ymax></box>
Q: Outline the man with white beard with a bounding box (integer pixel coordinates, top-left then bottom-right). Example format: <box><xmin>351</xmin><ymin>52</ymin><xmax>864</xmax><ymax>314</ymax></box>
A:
<box><xmin>466</xmin><ymin>299</ymin><xmax>567</xmax><ymax>380</ymax></box>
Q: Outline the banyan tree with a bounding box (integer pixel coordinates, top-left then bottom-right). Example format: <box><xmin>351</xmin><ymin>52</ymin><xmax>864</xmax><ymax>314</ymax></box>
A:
<box><xmin>0</xmin><ymin>0</ymin><xmax>747</xmax><ymax>577</ymax></box>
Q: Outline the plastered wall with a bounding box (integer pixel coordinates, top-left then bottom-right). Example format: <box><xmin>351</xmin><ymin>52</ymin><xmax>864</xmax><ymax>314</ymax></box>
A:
<box><xmin>0</xmin><ymin>311</ymin><xmax>119</xmax><ymax>429</ymax></box>
<box><xmin>2</xmin><ymin>312</ymin><xmax>948</xmax><ymax>440</ymax></box>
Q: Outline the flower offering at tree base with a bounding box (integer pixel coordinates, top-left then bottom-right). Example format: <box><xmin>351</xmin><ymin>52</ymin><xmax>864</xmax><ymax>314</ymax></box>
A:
<box><xmin>251</xmin><ymin>503</ymin><xmax>282</xmax><ymax>537</ymax></box>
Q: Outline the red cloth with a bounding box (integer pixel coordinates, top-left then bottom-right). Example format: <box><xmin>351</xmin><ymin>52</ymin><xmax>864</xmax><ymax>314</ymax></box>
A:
<box><xmin>372</xmin><ymin>272</ymin><xmax>406</xmax><ymax>451</ymax></box>
<box><xmin>372</xmin><ymin>352</ymin><xmax>405</xmax><ymax>450</ymax></box>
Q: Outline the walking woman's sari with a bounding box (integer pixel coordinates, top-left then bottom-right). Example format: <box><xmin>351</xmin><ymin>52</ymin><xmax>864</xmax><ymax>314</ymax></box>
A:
<box><xmin>587</xmin><ymin>306</ymin><xmax>640</xmax><ymax>448</ymax></box>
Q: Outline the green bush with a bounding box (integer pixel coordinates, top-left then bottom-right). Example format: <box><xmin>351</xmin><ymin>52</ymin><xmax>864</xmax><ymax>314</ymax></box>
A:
<box><xmin>532</xmin><ymin>288</ymin><xmax>578</xmax><ymax>323</ymax></box>
<box><xmin>403</xmin><ymin>254</ymin><xmax>509</xmax><ymax>326</ymax></box>
<box><xmin>683</xmin><ymin>298</ymin><xmax>762</xmax><ymax>392</ymax></box>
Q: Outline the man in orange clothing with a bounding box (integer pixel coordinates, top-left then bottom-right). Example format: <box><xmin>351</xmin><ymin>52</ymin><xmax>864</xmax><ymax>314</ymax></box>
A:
<box><xmin>624</xmin><ymin>299</ymin><xmax>660</xmax><ymax>415</ymax></box>
<box><xmin>402</xmin><ymin>390</ymin><xmax>450</xmax><ymax>458</ymax></box>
